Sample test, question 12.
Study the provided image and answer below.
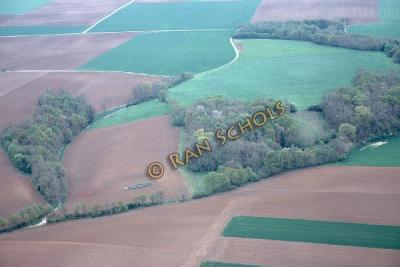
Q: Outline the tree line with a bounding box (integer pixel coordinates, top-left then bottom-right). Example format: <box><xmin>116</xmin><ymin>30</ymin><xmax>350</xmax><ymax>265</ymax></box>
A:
<box><xmin>234</xmin><ymin>20</ymin><xmax>400</xmax><ymax>64</ymax></box>
<box><xmin>172</xmin><ymin>71</ymin><xmax>400</xmax><ymax>197</ymax></box>
<box><xmin>1</xmin><ymin>91</ymin><xmax>94</xmax><ymax>206</ymax></box>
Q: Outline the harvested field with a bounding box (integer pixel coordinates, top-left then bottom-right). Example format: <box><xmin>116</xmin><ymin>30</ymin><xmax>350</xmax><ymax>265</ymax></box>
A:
<box><xmin>0</xmin><ymin>149</ymin><xmax>43</xmax><ymax>219</ymax></box>
<box><xmin>0</xmin><ymin>0</ymin><xmax>50</xmax><ymax>15</ymax></box>
<box><xmin>0</xmin><ymin>71</ymin><xmax>164</xmax><ymax>131</ymax></box>
<box><xmin>0</xmin><ymin>33</ymin><xmax>135</xmax><ymax>70</ymax></box>
<box><xmin>251</xmin><ymin>0</ymin><xmax>379</xmax><ymax>24</ymax></box>
<box><xmin>63</xmin><ymin>115</ymin><xmax>189</xmax><ymax>211</ymax></box>
<box><xmin>0</xmin><ymin>0</ymin><xmax>131</xmax><ymax>26</ymax></box>
<box><xmin>0</xmin><ymin>166</ymin><xmax>399</xmax><ymax>267</ymax></box>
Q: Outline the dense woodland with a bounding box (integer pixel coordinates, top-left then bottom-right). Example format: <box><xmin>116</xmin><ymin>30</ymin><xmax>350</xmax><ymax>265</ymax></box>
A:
<box><xmin>234</xmin><ymin>20</ymin><xmax>400</xmax><ymax>64</ymax></box>
<box><xmin>1</xmin><ymin>91</ymin><xmax>94</xmax><ymax>206</ymax></box>
<box><xmin>172</xmin><ymin>71</ymin><xmax>400</xmax><ymax>197</ymax></box>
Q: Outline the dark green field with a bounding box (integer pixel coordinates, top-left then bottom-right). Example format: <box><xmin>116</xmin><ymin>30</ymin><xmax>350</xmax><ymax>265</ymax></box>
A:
<box><xmin>201</xmin><ymin>262</ymin><xmax>264</xmax><ymax>267</ymax></box>
<box><xmin>223</xmin><ymin>216</ymin><xmax>400</xmax><ymax>250</ymax></box>
<box><xmin>0</xmin><ymin>26</ymin><xmax>87</xmax><ymax>36</ymax></box>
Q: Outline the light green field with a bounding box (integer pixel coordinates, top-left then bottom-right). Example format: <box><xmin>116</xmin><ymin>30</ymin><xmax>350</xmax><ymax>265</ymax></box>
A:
<box><xmin>339</xmin><ymin>136</ymin><xmax>400</xmax><ymax>167</ymax></box>
<box><xmin>79</xmin><ymin>31</ymin><xmax>236</xmax><ymax>76</ymax></box>
<box><xmin>89</xmin><ymin>100</ymin><xmax>170</xmax><ymax>129</ymax></box>
<box><xmin>0</xmin><ymin>26</ymin><xmax>86</xmax><ymax>36</ymax></box>
<box><xmin>223</xmin><ymin>216</ymin><xmax>400</xmax><ymax>250</ymax></box>
<box><xmin>0</xmin><ymin>0</ymin><xmax>50</xmax><ymax>15</ymax></box>
<box><xmin>347</xmin><ymin>0</ymin><xmax>400</xmax><ymax>38</ymax></box>
<box><xmin>89</xmin><ymin>0</ymin><xmax>260</xmax><ymax>32</ymax></box>
<box><xmin>201</xmin><ymin>262</ymin><xmax>263</xmax><ymax>267</ymax></box>
<box><xmin>168</xmin><ymin>39</ymin><xmax>400</xmax><ymax>109</ymax></box>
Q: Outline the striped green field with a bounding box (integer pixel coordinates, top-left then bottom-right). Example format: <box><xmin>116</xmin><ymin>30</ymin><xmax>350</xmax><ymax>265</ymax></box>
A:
<box><xmin>0</xmin><ymin>26</ymin><xmax>86</xmax><ymax>36</ymax></box>
<box><xmin>79</xmin><ymin>31</ymin><xmax>236</xmax><ymax>76</ymax></box>
<box><xmin>89</xmin><ymin>100</ymin><xmax>170</xmax><ymax>129</ymax></box>
<box><xmin>0</xmin><ymin>0</ymin><xmax>50</xmax><ymax>15</ymax></box>
<box><xmin>339</xmin><ymin>136</ymin><xmax>400</xmax><ymax>167</ymax></box>
<box><xmin>223</xmin><ymin>216</ymin><xmax>400</xmax><ymax>250</ymax></box>
<box><xmin>89</xmin><ymin>0</ymin><xmax>260</xmax><ymax>32</ymax></box>
<box><xmin>168</xmin><ymin>39</ymin><xmax>400</xmax><ymax>109</ymax></box>
<box><xmin>347</xmin><ymin>0</ymin><xmax>400</xmax><ymax>39</ymax></box>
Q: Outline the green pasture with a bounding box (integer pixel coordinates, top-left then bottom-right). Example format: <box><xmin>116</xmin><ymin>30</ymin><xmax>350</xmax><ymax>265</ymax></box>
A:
<box><xmin>0</xmin><ymin>26</ymin><xmax>86</xmax><ymax>36</ymax></box>
<box><xmin>89</xmin><ymin>0</ymin><xmax>259</xmax><ymax>32</ymax></box>
<box><xmin>201</xmin><ymin>262</ymin><xmax>264</xmax><ymax>267</ymax></box>
<box><xmin>347</xmin><ymin>0</ymin><xmax>400</xmax><ymax>39</ymax></box>
<box><xmin>79</xmin><ymin>31</ymin><xmax>236</xmax><ymax>76</ymax></box>
<box><xmin>223</xmin><ymin>216</ymin><xmax>400</xmax><ymax>250</ymax></box>
<box><xmin>339</xmin><ymin>136</ymin><xmax>400</xmax><ymax>167</ymax></box>
<box><xmin>168</xmin><ymin>39</ymin><xmax>400</xmax><ymax>109</ymax></box>
<box><xmin>89</xmin><ymin>100</ymin><xmax>170</xmax><ymax>129</ymax></box>
<box><xmin>0</xmin><ymin>0</ymin><xmax>50</xmax><ymax>15</ymax></box>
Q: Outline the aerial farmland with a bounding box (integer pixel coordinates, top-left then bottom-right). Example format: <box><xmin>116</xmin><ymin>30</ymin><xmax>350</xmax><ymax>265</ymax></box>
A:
<box><xmin>0</xmin><ymin>1</ymin><xmax>399</xmax><ymax>267</ymax></box>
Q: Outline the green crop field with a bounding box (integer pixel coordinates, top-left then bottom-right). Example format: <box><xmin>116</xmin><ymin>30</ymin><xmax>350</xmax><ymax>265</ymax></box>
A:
<box><xmin>347</xmin><ymin>0</ymin><xmax>400</xmax><ymax>38</ymax></box>
<box><xmin>0</xmin><ymin>0</ymin><xmax>50</xmax><ymax>15</ymax></box>
<box><xmin>89</xmin><ymin>0</ymin><xmax>260</xmax><ymax>32</ymax></box>
<box><xmin>201</xmin><ymin>262</ymin><xmax>264</xmax><ymax>267</ymax></box>
<box><xmin>79</xmin><ymin>31</ymin><xmax>236</xmax><ymax>76</ymax></box>
<box><xmin>223</xmin><ymin>216</ymin><xmax>400</xmax><ymax>250</ymax></box>
<box><xmin>168</xmin><ymin>39</ymin><xmax>400</xmax><ymax>109</ymax></box>
<box><xmin>89</xmin><ymin>100</ymin><xmax>170</xmax><ymax>129</ymax></box>
<box><xmin>339</xmin><ymin>136</ymin><xmax>400</xmax><ymax>167</ymax></box>
<box><xmin>0</xmin><ymin>26</ymin><xmax>86</xmax><ymax>36</ymax></box>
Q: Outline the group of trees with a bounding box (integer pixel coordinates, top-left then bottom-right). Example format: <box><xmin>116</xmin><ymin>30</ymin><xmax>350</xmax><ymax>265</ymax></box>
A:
<box><xmin>172</xmin><ymin>71</ymin><xmax>400</xmax><ymax>198</ymax></box>
<box><xmin>234</xmin><ymin>20</ymin><xmax>400</xmax><ymax>64</ymax></box>
<box><xmin>1</xmin><ymin>91</ymin><xmax>94</xmax><ymax>206</ymax></box>
<box><xmin>47</xmin><ymin>191</ymin><xmax>166</xmax><ymax>224</ymax></box>
<box><xmin>0</xmin><ymin>204</ymin><xmax>52</xmax><ymax>233</ymax></box>
<box><xmin>320</xmin><ymin>70</ymin><xmax>400</xmax><ymax>141</ymax></box>
<box><xmin>127</xmin><ymin>72</ymin><xmax>193</xmax><ymax>106</ymax></box>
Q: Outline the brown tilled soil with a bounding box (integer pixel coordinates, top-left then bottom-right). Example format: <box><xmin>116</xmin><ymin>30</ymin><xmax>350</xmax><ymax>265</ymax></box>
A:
<box><xmin>0</xmin><ymin>166</ymin><xmax>399</xmax><ymax>267</ymax></box>
<box><xmin>251</xmin><ymin>0</ymin><xmax>379</xmax><ymax>24</ymax></box>
<box><xmin>0</xmin><ymin>149</ymin><xmax>43</xmax><ymax>218</ymax></box>
<box><xmin>0</xmin><ymin>71</ymin><xmax>164</xmax><ymax>131</ymax></box>
<box><xmin>0</xmin><ymin>0</ymin><xmax>131</xmax><ymax>27</ymax></box>
<box><xmin>63</xmin><ymin>115</ymin><xmax>189</xmax><ymax>212</ymax></box>
<box><xmin>0</xmin><ymin>33</ymin><xmax>135</xmax><ymax>70</ymax></box>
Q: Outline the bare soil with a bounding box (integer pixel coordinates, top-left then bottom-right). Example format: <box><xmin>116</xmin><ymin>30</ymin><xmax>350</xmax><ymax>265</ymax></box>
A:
<box><xmin>63</xmin><ymin>115</ymin><xmax>189</xmax><ymax>212</ymax></box>
<box><xmin>0</xmin><ymin>166</ymin><xmax>399</xmax><ymax>267</ymax></box>
<box><xmin>0</xmin><ymin>149</ymin><xmax>43</xmax><ymax>218</ymax></box>
<box><xmin>0</xmin><ymin>33</ymin><xmax>135</xmax><ymax>70</ymax></box>
<box><xmin>0</xmin><ymin>0</ymin><xmax>132</xmax><ymax>27</ymax></box>
<box><xmin>0</xmin><ymin>71</ymin><xmax>164</xmax><ymax>131</ymax></box>
<box><xmin>251</xmin><ymin>0</ymin><xmax>379</xmax><ymax>24</ymax></box>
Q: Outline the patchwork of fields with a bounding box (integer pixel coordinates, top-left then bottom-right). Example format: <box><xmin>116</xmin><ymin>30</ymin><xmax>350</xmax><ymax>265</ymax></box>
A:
<box><xmin>80</xmin><ymin>31</ymin><xmax>236</xmax><ymax>76</ymax></box>
<box><xmin>348</xmin><ymin>0</ymin><xmax>400</xmax><ymax>38</ymax></box>
<box><xmin>1</xmin><ymin>1</ymin><xmax>400</xmax><ymax>267</ymax></box>
<box><xmin>169</xmin><ymin>39</ymin><xmax>400</xmax><ymax>109</ymax></box>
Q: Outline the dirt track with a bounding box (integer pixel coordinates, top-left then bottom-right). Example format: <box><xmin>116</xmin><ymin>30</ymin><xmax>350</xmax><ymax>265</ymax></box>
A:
<box><xmin>0</xmin><ymin>166</ymin><xmax>399</xmax><ymax>267</ymax></box>
<box><xmin>252</xmin><ymin>0</ymin><xmax>379</xmax><ymax>24</ymax></box>
<box><xmin>0</xmin><ymin>33</ymin><xmax>135</xmax><ymax>70</ymax></box>
<box><xmin>63</xmin><ymin>115</ymin><xmax>189</xmax><ymax>211</ymax></box>
<box><xmin>0</xmin><ymin>0</ymin><xmax>132</xmax><ymax>27</ymax></box>
<box><xmin>0</xmin><ymin>149</ymin><xmax>43</xmax><ymax>218</ymax></box>
<box><xmin>0</xmin><ymin>71</ymin><xmax>164</xmax><ymax>131</ymax></box>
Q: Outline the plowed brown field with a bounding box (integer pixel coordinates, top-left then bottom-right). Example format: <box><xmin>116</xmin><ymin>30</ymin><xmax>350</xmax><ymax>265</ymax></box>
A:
<box><xmin>0</xmin><ymin>0</ymin><xmax>131</xmax><ymax>27</ymax></box>
<box><xmin>0</xmin><ymin>33</ymin><xmax>135</xmax><ymax>70</ymax></box>
<box><xmin>63</xmin><ymin>115</ymin><xmax>189</xmax><ymax>211</ymax></box>
<box><xmin>0</xmin><ymin>71</ymin><xmax>164</xmax><ymax>131</ymax></box>
<box><xmin>0</xmin><ymin>166</ymin><xmax>399</xmax><ymax>267</ymax></box>
<box><xmin>251</xmin><ymin>0</ymin><xmax>379</xmax><ymax>24</ymax></box>
<box><xmin>0</xmin><ymin>149</ymin><xmax>43</xmax><ymax>218</ymax></box>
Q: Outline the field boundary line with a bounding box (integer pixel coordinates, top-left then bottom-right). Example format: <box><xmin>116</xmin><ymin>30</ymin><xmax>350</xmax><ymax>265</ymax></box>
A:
<box><xmin>195</xmin><ymin>37</ymin><xmax>239</xmax><ymax>77</ymax></box>
<box><xmin>7</xmin><ymin>69</ymin><xmax>170</xmax><ymax>78</ymax></box>
<box><xmin>82</xmin><ymin>0</ymin><xmax>137</xmax><ymax>33</ymax></box>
